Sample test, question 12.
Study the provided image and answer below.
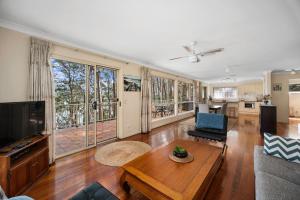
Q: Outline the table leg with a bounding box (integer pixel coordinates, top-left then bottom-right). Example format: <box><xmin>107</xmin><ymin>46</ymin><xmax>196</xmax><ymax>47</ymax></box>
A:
<box><xmin>123</xmin><ymin>181</ymin><xmax>131</xmax><ymax>193</ymax></box>
<box><xmin>120</xmin><ymin>172</ymin><xmax>131</xmax><ymax>193</ymax></box>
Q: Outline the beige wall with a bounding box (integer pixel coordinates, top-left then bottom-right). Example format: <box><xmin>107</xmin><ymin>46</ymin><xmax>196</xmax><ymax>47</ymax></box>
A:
<box><xmin>238</xmin><ymin>81</ymin><xmax>263</xmax><ymax>97</ymax></box>
<box><xmin>0</xmin><ymin>26</ymin><xmax>195</xmax><ymax>139</ymax></box>
<box><xmin>0</xmin><ymin>27</ymin><xmax>30</xmax><ymax>102</ymax></box>
<box><xmin>271</xmin><ymin>72</ymin><xmax>300</xmax><ymax>123</ymax></box>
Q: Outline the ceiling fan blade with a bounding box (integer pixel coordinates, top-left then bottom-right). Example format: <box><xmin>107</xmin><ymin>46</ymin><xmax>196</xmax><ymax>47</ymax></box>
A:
<box><xmin>183</xmin><ymin>45</ymin><xmax>192</xmax><ymax>53</ymax></box>
<box><xmin>169</xmin><ymin>56</ymin><xmax>188</xmax><ymax>60</ymax></box>
<box><xmin>199</xmin><ymin>48</ymin><xmax>224</xmax><ymax>56</ymax></box>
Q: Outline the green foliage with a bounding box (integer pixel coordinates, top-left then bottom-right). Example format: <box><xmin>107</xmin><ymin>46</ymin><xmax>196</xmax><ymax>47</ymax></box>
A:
<box><xmin>174</xmin><ymin>145</ymin><xmax>187</xmax><ymax>153</ymax></box>
<box><xmin>151</xmin><ymin>76</ymin><xmax>174</xmax><ymax>105</ymax></box>
<box><xmin>51</xmin><ymin>59</ymin><xmax>117</xmax><ymax>129</ymax></box>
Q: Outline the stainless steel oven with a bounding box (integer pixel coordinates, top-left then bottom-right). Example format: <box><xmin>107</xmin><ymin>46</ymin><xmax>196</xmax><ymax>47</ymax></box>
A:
<box><xmin>244</xmin><ymin>102</ymin><xmax>255</xmax><ymax>109</ymax></box>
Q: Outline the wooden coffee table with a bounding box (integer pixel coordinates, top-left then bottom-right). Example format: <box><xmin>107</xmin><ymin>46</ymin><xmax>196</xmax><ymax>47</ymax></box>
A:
<box><xmin>120</xmin><ymin>139</ymin><xmax>223</xmax><ymax>200</ymax></box>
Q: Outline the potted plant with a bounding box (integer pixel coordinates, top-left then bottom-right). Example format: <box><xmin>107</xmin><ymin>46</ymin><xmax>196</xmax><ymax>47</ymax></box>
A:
<box><xmin>263</xmin><ymin>94</ymin><xmax>271</xmax><ymax>105</ymax></box>
<box><xmin>173</xmin><ymin>146</ymin><xmax>188</xmax><ymax>158</ymax></box>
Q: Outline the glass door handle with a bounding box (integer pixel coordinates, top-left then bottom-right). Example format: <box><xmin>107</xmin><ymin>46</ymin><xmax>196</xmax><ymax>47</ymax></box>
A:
<box><xmin>92</xmin><ymin>101</ymin><xmax>97</xmax><ymax>110</ymax></box>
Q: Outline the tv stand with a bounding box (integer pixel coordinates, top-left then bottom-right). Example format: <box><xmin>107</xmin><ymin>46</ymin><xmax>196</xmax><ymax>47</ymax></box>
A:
<box><xmin>0</xmin><ymin>135</ymin><xmax>49</xmax><ymax>197</ymax></box>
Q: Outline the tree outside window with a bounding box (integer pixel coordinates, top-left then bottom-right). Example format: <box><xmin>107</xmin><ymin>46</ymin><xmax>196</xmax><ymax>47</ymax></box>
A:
<box><xmin>51</xmin><ymin>59</ymin><xmax>86</xmax><ymax>129</ymax></box>
<box><xmin>178</xmin><ymin>81</ymin><xmax>194</xmax><ymax>113</ymax></box>
<box><xmin>151</xmin><ymin>76</ymin><xmax>175</xmax><ymax>119</ymax></box>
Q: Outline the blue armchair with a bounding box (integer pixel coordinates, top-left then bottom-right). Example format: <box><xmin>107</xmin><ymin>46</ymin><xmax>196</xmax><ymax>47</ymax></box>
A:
<box><xmin>188</xmin><ymin>112</ymin><xmax>228</xmax><ymax>152</ymax></box>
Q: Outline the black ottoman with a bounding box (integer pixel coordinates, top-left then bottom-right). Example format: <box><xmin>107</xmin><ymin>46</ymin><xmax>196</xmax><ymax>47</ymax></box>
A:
<box><xmin>70</xmin><ymin>182</ymin><xmax>119</xmax><ymax>200</ymax></box>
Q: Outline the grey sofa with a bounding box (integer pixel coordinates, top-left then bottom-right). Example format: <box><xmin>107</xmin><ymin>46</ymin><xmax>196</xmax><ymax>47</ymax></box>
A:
<box><xmin>254</xmin><ymin>146</ymin><xmax>300</xmax><ymax>200</ymax></box>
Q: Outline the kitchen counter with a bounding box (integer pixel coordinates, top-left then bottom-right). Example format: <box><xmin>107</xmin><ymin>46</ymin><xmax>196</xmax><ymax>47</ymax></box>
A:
<box><xmin>210</xmin><ymin>100</ymin><xmax>262</xmax><ymax>116</ymax></box>
<box><xmin>238</xmin><ymin>101</ymin><xmax>261</xmax><ymax>115</ymax></box>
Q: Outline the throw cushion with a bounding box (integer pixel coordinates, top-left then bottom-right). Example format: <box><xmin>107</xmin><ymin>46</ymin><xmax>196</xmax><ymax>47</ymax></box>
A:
<box><xmin>264</xmin><ymin>133</ymin><xmax>300</xmax><ymax>164</ymax></box>
<box><xmin>196</xmin><ymin>113</ymin><xmax>224</xmax><ymax>130</ymax></box>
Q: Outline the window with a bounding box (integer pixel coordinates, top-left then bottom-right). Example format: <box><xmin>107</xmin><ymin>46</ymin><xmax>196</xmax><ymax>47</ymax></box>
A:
<box><xmin>213</xmin><ymin>87</ymin><xmax>237</xmax><ymax>99</ymax></box>
<box><xmin>151</xmin><ymin>76</ymin><xmax>175</xmax><ymax>119</ymax></box>
<box><xmin>178</xmin><ymin>81</ymin><xmax>194</xmax><ymax>113</ymax></box>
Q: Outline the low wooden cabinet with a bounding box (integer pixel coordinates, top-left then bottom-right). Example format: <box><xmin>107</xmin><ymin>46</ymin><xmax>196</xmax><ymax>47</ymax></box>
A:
<box><xmin>9</xmin><ymin>157</ymin><xmax>32</xmax><ymax>196</ymax></box>
<box><xmin>260</xmin><ymin>105</ymin><xmax>277</xmax><ymax>135</ymax></box>
<box><xmin>0</xmin><ymin>135</ymin><xmax>49</xmax><ymax>197</ymax></box>
<box><xmin>30</xmin><ymin>148</ymin><xmax>49</xmax><ymax>181</ymax></box>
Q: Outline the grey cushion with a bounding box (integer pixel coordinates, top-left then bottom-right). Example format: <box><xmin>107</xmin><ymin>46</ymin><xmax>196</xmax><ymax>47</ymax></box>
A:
<box><xmin>254</xmin><ymin>146</ymin><xmax>300</xmax><ymax>185</ymax></box>
<box><xmin>255</xmin><ymin>171</ymin><xmax>300</xmax><ymax>200</ymax></box>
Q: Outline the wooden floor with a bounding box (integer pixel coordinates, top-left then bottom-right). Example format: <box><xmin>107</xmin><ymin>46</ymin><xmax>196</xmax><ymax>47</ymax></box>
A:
<box><xmin>24</xmin><ymin>115</ymin><xmax>299</xmax><ymax>200</ymax></box>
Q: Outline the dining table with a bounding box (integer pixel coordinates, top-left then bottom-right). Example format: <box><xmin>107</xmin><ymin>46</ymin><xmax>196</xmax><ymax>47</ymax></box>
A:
<box><xmin>209</xmin><ymin>105</ymin><xmax>222</xmax><ymax>113</ymax></box>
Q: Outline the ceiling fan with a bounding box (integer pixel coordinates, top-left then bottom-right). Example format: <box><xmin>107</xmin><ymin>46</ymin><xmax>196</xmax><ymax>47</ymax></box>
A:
<box><xmin>284</xmin><ymin>69</ymin><xmax>299</xmax><ymax>75</ymax></box>
<box><xmin>221</xmin><ymin>67</ymin><xmax>236</xmax><ymax>82</ymax></box>
<box><xmin>169</xmin><ymin>41</ymin><xmax>224</xmax><ymax>63</ymax></box>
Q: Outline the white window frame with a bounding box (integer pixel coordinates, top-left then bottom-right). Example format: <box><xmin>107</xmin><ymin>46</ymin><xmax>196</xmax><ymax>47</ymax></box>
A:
<box><xmin>213</xmin><ymin>87</ymin><xmax>238</xmax><ymax>100</ymax></box>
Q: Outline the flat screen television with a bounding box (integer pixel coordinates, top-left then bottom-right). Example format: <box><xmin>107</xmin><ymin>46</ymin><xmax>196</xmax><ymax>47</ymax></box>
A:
<box><xmin>0</xmin><ymin>101</ymin><xmax>45</xmax><ymax>149</ymax></box>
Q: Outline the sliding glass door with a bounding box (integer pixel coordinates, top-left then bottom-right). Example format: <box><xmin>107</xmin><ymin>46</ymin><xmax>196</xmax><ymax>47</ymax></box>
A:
<box><xmin>95</xmin><ymin>67</ymin><xmax>118</xmax><ymax>143</ymax></box>
<box><xmin>87</xmin><ymin>65</ymin><xmax>97</xmax><ymax>147</ymax></box>
<box><xmin>51</xmin><ymin>58</ymin><xmax>118</xmax><ymax>157</ymax></box>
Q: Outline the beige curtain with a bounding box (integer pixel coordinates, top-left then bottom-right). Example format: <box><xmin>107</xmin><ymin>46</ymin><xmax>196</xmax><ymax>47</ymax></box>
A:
<box><xmin>29</xmin><ymin>37</ymin><xmax>55</xmax><ymax>164</ymax></box>
<box><xmin>193</xmin><ymin>80</ymin><xmax>200</xmax><ymax>104</ymax></box>
<box><xmin>141</xmin><ymin>67</ymin><xmax>152</xmax><ymax>133</ymax></box>
<box><xmin>199</xmin><ymin>81</ymin><xmax>202</xmax><ymax>102</ymax></box>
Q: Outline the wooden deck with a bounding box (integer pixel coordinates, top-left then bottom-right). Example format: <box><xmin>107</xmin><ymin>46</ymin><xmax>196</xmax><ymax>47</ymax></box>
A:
<box><xmin>55</xmin><ymin>120</ymin><xmax>117</xmax><ymax>156</ymax></box>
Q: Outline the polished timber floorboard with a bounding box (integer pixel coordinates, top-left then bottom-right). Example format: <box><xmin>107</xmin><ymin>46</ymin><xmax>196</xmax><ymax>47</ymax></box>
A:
<box><xmin>24</xmin><ymin>115</ymin><xmax>299</xmax><ymax>200</ymax></box>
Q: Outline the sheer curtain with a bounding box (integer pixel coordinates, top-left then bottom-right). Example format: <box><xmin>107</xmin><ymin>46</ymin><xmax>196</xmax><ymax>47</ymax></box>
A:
<box><xmin>29</xmin><ymin>37</ymin><xmax>55</xmax><ymax>164</ymax></box>
<box><xmin>141</xmin><ymin>67</ymin><xmax>152</xmax><ymax>133</ymax></box>
<box><xmin>193</xmin><ymin>80</ymin><xmax>200</xmax><ymax>104</ymax></box>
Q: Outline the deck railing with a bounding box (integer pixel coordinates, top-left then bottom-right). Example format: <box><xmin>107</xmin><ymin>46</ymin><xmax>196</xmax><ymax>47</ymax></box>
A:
<box><xmin>55</xmin><ymin>103</ymin><xmax>117</xmax><ymax>129</ymax></box>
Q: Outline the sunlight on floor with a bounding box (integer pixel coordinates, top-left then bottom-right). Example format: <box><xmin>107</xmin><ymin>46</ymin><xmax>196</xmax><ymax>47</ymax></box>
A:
<box><xmin>289</xmin><ymin>117</ymin><xmax>300</xmax><ymax>135</ymax></box>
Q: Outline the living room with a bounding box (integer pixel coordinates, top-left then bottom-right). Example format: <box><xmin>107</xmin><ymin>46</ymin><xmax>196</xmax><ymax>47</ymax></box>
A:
<box><xmin>0</xmin><ymin>1</ymin><xmax>300</xmax><ymax>200</ymax></box>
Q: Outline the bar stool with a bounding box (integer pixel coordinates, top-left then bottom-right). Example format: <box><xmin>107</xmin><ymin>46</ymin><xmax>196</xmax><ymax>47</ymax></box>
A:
<box><xmin>228</xmin><ymin>107</ymin><xmax>236</xmax><ymax>118</ymax></box>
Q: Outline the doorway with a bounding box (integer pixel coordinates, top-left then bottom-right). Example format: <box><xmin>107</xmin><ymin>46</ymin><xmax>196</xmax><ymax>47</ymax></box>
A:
<box><xmin>289</xmin><ymin>80</ymin><xmax>300</xmax><ymax>119</ymax></box>
<box><xmin>51</xmin><ymin>58</ymin><xmax>119</xmax><ymax>158</ymax></box>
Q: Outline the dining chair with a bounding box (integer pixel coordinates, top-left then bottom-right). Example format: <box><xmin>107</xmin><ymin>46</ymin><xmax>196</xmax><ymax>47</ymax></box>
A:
<box><xmin>195</xmin><ymin>103</ymin><xmax>209</xmax><ymax>122</ymax></box>
<box><xmin>220</xmin><ymin>103</ymin><xmax>228</xmax><ymax>115</ymax></box>
<box><xmin>198</xmin><ymin>103</ymin><xmax>209</xmax><ymax>113</ymax></box>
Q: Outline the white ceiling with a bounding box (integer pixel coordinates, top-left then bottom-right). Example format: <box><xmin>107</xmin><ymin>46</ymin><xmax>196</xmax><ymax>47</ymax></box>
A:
<box><xmin>1</xmin><ymin>0</ymin><xmax>300</xmax><ymax>82</ymax></box>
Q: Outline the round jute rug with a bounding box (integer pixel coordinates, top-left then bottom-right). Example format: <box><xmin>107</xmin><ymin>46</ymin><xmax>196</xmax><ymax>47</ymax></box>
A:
<box><xmin>94</xmin><ymin>141</ymin><xmax>152</xmax><ymax>167</ymax></box>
